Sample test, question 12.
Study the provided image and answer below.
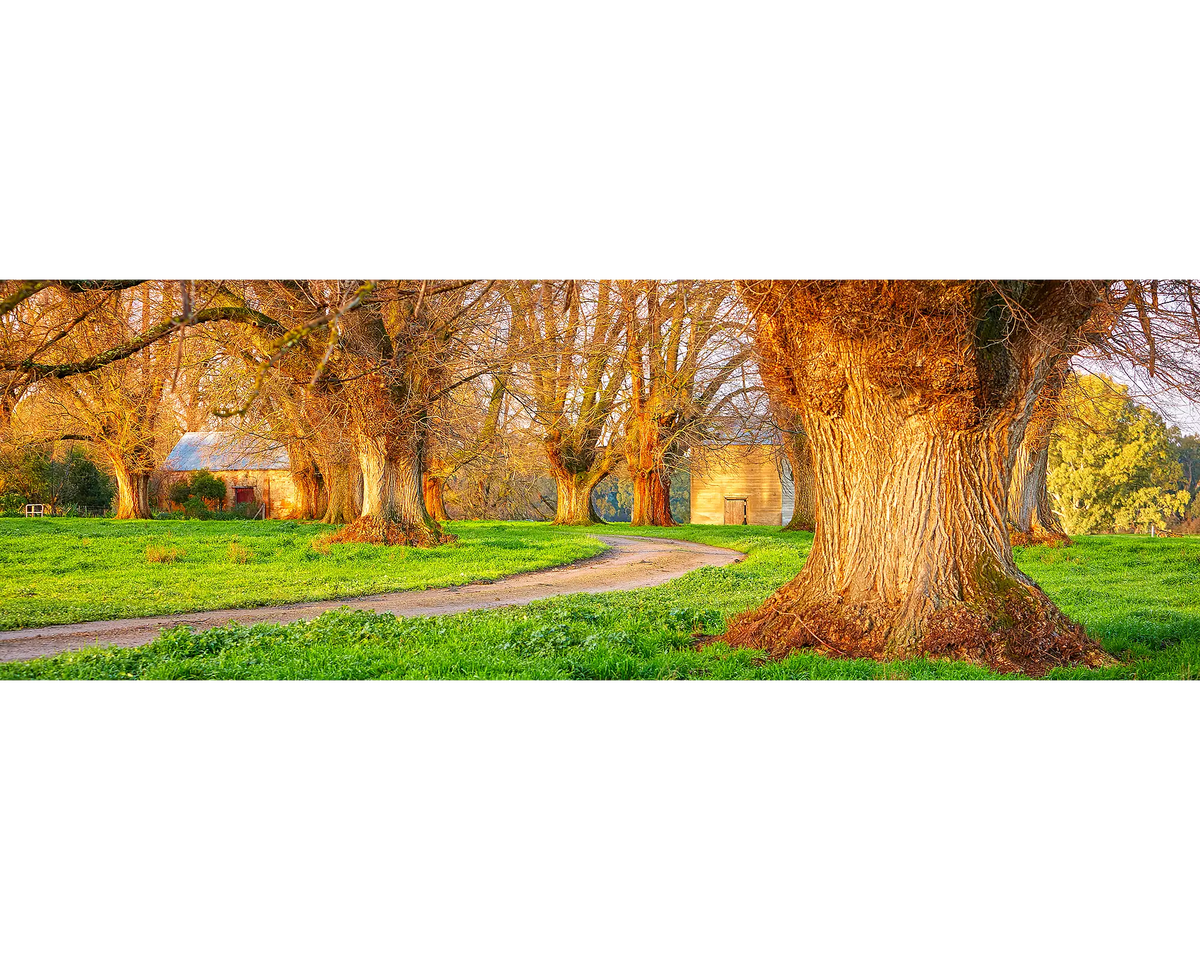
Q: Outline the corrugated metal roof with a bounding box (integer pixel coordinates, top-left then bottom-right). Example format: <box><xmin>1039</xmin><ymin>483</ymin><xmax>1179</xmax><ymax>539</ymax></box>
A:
<box><xmin>163</xmin><ymin>431</ymin><xmax>291</xmax><ymax>472</ymax></box>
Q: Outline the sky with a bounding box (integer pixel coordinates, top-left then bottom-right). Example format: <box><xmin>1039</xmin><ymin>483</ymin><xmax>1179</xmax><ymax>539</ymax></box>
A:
<box><xmin>1078</xmin><ymin>361</ymin><xmax>1200</xmax><ymax>435</ymax></box>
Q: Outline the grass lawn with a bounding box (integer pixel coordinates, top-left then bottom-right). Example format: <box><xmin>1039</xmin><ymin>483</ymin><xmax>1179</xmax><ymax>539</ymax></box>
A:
<box><xmin>3</xmin><ymin>522</ymin><xmax>1199</xmax><ymax>680</ymax></box>
<box><xmin>0</xmin><ymin>518</ymin><xmax>607</xmax><ymax>630</ymax></box>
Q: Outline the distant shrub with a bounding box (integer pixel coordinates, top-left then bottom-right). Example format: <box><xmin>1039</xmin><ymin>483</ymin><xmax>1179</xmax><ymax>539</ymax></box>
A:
<box><xmin>145</xmin><ymin>544</ymin><xmax>185</xmax><ymax>564</ymax></box>
<box><xmin>189</xmin><ymin>471</ymin><xmax>228</xmax><ymax>504</ymax></box>
<box><xmin>182</xmin><ymin>495</ymin><xmax>213</xmax><ymax>519</ymax></box>
<box><xmin>167</xmin><ymin>479</ymin><xmax>192</xmax><ymax>506</ymax></box>
<box><xmin>169</xmin><ymin>471</ymin><xmax>228</xmax><ymax>512</ymax></box>
<box><xmin>0</xmin><ymin>444</ymin><xmax>114</xmax><ymax>511</ymax></box>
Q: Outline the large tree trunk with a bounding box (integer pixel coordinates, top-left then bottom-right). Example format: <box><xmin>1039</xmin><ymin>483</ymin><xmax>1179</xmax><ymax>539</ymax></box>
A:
<box><xmin>333</xmin><ymin>427</ymin><xmax>451</xmax><ymax>546</ymax></box>
<box><xmin>319</xmin><ymin>458</ymin><xmax>356</xmax><ymax>525</ymax></box>
<box><xmin>1008</xmin><ymin>436</ymin><xmax>1070</xmax><ymax>546</ymax></box>
<box><xmin>781</xmin><ymin>422</ymin><xmax>816</xmax><ymax>532</ymax></box>
<box><xmin>625</xmin><ymin>413</ymin><xmax>677</xmax><ymax>527</ymax></box>
<box><xmin>112</xmin><ymin>460</ymin><xmax>153</xmax><ymax>519</ymax></box>
<box><xmin>288</xmin><ymin>445</ymin><xmax>323</xmax><ymax>521</ymax></box>
<box><xmin>427</xmin><ymin>458</ymin><xmax>453</xmax><ymax>520</ymax></box>
<box><xmin>1007</xmin><ymin>363</ymin><xmax>1071</xmax><ymax>546</ymax></box>
<box><xmin>547</xmin><ymin>445</ymin><xmax>607</xmax><ymax>526</ymax></box>
<box><xmin>552</xmin><ymin>470</ymin><xmax>605</xmax><ymax>525</ymax></box>
<box><xmin>630</xmin><ymin>468</ymin><xmax>675</xmax><ymax>526</ymax></box>
<box><xmin>718</xmin><ymin>280</ymin><xmax>1113</xmax><ymax>676</ymax></box>
<box><xmin>724</xmin><ymin>380</ymin><xmax>1095</xmax><ymax>673</ymax></box>
<box><xmin>544</xmin><ymin>431</ymin><xmax>611</xmax><ymax>526</ymax></box>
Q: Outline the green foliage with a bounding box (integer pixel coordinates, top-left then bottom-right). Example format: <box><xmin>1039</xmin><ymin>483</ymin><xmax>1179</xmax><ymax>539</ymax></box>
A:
<box><xmin>1168</xmin><ymin>427</ymin><xmax>1200</xmax><ymax>518</ymax></box>
<box><xmin>1049</xmin><ymin>374</ymin><xmax>1191</xmax><ymax>534</ymax></box>
<box><xmin>0</xmin><ymin>444</ymin><xmax>114</xmax><ymax>512</ymax></box>
<box><xmin>182</xmin><ymin>494</ymin><xmax>216</xmax><ymax>519</ymax></box>
<box><xmin>167</xmin><ymin>479</ymin><xmax>192</xmax><ymax>506</ymax></box>
<box><xmin>169</xmin><ymin>470</ymin><xmax>227</xmax><ymax>509</ymax></box>
<box><xmin>188</xmin><ymin>470</ymin><xmax>228</xmax><ymax>503</ymax></box>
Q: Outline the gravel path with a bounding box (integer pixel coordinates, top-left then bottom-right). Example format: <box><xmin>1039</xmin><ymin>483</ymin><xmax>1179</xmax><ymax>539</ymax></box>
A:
<box><xmin>0</xmin><ymin>534</ymin><xmax>744</xmax><ymax>663</ymax></box>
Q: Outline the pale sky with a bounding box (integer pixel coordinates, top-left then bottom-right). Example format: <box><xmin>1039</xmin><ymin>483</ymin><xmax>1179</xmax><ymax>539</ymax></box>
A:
<box><xmin>1077</xmin><ymin>360</ymin><xmax>1200</xmax><ymax>435</ymax></box>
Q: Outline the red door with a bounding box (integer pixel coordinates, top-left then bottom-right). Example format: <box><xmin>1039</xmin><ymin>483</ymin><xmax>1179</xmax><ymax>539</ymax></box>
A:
<box><xmin>235</xmin><ymin>487</ymin><xmax>254</xmax><ymax>505</ymax></box>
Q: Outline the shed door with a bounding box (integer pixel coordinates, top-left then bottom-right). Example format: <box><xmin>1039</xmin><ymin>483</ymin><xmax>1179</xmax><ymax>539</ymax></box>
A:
<box><xmin>234</xmin><ymin>486</ymin><xmax>255</xmax><ymax>505</ymax></box>
<box><xmin>724</xmin><ymin>498</ymin><xmax>747</xmax><ymax>525</ymax></box>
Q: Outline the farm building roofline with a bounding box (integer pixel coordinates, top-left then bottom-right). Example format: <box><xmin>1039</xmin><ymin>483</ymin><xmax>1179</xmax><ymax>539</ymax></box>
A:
<box><xmin>163</xmin><ymin>431</ymin><xmax>290</xmax><ymax>472</ymax></box>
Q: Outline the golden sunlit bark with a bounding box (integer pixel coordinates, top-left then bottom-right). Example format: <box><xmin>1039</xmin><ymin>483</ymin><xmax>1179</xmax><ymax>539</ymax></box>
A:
<box><xmin>546</xmin><ymin>441</ymin><xmax>609</xmax><ymax>525</ymax></box>
<box><xmin>111</xmin><ymin>457</ymin><xmax>153</xmax><ymax>519</ymax></box>
<box><xmin>718</xmin><ymin>280</ymin><xmax>1115</xmax><ymax>675</ymax></box>
<box><xmin>319</xmin><ymin>458</ymin><xmax>357</xmax><ymax>525</ymax></box>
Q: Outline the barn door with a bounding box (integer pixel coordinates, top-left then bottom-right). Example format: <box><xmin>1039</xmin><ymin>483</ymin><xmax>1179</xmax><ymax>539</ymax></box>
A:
<box><xmin>724</xmin><ymin>498</ymin><xmax>747</xmax><ymax>525</ymax></box>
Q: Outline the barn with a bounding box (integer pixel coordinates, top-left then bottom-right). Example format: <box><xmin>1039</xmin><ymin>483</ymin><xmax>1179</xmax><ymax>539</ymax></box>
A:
<box><xmin>161</xmin><ymin>431</ymin><xmax>296</xmax><ymax>518</ymax></box>
<box><xmin>689</xmin><ymin>444</ymin><xmax>796</xmax><ymax>526</ymax></box>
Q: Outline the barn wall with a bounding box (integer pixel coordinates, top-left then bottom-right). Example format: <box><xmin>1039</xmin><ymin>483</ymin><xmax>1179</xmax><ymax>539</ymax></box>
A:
<box><xmin>690</xmin><ymin>445</ymin><xmax>783</xmax><ymax>525</ymax></box>
<box><xmin>218</xmin><ymin>470</ymin><xmax>296</xmax><ymax>518</ymax></box>
<box><xmin>159</xmin><ymin>469</ymin><xmax>296</xmax><ymax>518</ymax></box>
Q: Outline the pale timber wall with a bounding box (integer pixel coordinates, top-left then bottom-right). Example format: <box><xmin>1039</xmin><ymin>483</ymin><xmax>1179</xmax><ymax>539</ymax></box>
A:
<box><xmin>689</xmin><ymin>445</ymin><xmax>783</xmax><ymax>525</ymax></box>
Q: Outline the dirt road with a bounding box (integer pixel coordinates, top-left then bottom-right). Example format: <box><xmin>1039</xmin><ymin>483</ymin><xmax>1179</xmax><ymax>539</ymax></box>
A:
<box><xmin>0</xmin><ymin>534</ymin><xmax>744</xmax><ymax>663</ymax></box>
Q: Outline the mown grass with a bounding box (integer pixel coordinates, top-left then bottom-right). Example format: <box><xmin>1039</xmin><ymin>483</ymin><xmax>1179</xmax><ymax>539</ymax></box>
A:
<box><xmin>4</xmin><ymin>523</ymin><xmax>1198</xmax><ymax>680</ymax></box>
<box><xmin>0</xmin><ymin>518</ymin><xmax>606</xmax><ymax>630</ymax></box>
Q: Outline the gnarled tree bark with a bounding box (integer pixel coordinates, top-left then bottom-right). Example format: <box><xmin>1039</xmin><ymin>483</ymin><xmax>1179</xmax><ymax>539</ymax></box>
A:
<box><xmin>111</xmin><ymin>458</ymin><xmax>153</xmax><ymax>519</ymax></box>
<box><xmin>775</xmin><ymin>405</ymin><xmax>816</xmax><ymax>532</ymax></box>
<box><xmin>546</xmin><ymin>436</ymin><xmax>610</xmax><ymax>525</ymax></box>
<box><xmin>626</xmin><ymin>413</ymin><xmax>677</xmax><ymax>526</ymax></box>
<box><xmin>319</xmin><ymin>457</ymin><xmax>357</xmax><ymax>525</ymax></box>
<box><xmin>1007</xmin><ymin>360</ymin><xmax>1071</xmax><ymax>546</ymax></box>
<box><xmin>718</xmin><ymin>280</ymin><xmax>1114</xmax><ymax>675</ymax></box>
<box><xmin>337</xmin><ymin>417</ymin><xmax>449</xmax><ymax>546</ymax></box>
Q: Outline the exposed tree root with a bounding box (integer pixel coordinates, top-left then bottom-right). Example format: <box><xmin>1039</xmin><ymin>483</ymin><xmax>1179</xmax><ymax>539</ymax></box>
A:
<box><xmin>709</xmin><ymin>581</ymin><xmax>1114</xmax><ymax>677</ymax></box>
<box><xmin>325</xmin><ymin>516</ymin><xmax>456</xmax><ymax>548</ymax></box>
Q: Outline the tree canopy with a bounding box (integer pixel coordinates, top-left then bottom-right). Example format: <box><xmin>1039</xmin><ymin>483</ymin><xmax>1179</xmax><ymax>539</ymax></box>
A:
<box><xmin>1049</xmin><ymin>374</ymin><xmax>1193</xmax><ymax>535</ymax></box>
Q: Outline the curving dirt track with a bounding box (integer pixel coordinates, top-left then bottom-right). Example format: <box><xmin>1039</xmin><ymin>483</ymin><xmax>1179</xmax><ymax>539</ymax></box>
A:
<box><xmin>0</xmin><ymin>535</ymin><xmax>744</xmax><ymax>663</ymax></box>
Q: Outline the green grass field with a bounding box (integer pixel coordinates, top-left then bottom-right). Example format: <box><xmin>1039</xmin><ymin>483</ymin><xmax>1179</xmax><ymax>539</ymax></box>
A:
<box><xmin>2</xmin><ymin>520</ymin><xmax>1198</xmax><ymax>680</ymax></box>
<box><xmin>0</xmin><ymin>518</ymin><xmax>606</xmax><ymax>630</ymax></box>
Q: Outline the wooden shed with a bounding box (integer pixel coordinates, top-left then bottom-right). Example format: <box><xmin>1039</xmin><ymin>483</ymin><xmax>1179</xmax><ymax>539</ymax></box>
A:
<box><xmin>161</xmin><ymin>431</ymin><xmax>296</xmax><ymax>518</ymax></box>
<box><xmin>690</xmin><ymin>444</ymin><xmax>796</xmax><ymax>526</ymax></box>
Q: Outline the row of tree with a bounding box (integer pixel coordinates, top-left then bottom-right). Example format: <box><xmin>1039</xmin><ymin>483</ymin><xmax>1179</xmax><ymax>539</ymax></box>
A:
<box><xmin>4</xmin><ymin>278</ymin><xmax>1199</xmax><ymax>673</ymax></box>
<box><xmin>0</xmin><ymin>280</ymin><xmax>760</xmax><ymax>539</ymax></box>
